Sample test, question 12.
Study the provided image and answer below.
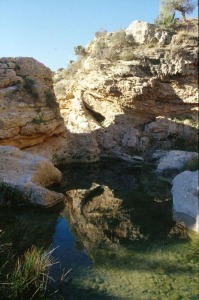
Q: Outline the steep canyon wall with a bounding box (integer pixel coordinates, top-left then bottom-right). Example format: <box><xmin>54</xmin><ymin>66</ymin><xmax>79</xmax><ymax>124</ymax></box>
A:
<box><xmin>0</xmin><ymin>20</ymin><xmax>198</xmax><ymax>163</ymax></box>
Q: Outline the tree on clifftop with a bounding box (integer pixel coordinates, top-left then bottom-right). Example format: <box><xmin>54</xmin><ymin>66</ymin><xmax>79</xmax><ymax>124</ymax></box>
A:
<box><xmin>160</xmin><ymin>0</ymin><xmax>196</xmax><ymax>22</ymax></box>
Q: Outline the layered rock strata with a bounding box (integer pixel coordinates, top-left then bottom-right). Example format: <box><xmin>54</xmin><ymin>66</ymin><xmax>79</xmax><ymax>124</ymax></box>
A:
<box><xmin>54</xmin><ymin>20</ymin><xmax>198</xmax><ymax>162</ymax></box>
<box><xmin>0</xmin><ymin>21</ymin><xmax>198</xmax><ymax>164</ymax></box>
<box><xmin>0</xmin><ymin>57</ymin><xmax>65</xmax><ymax>152</ymax></box>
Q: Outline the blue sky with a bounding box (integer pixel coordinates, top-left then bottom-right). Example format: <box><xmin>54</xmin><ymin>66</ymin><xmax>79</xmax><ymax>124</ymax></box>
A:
<box><xmin>0</xmin><ymin>0</ymin><xmax>198</xmax><ymax>71</ymax></box>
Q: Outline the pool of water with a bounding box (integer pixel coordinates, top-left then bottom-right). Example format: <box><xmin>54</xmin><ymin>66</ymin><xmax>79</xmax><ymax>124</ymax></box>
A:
<box><xmin>0</xmin><ymin>161</ymin><xmax>198</xmax><ymax>299</ymax></box>
<box><xmin>49</xmin><ymin>161</ymin><xmax>199</xmax><ymax>300</ymax></box>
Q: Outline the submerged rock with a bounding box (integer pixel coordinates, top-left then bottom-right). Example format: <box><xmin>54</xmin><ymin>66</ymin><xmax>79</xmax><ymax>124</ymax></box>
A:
<box><xmin>0</xmin><ymin>146</ymin><xmax>65</xmax><ymax>207</ymax></box>
<box><xmin>172</xmin><ymin>170</ymin><xmax>199</xmax><ymax>232</ymax></box>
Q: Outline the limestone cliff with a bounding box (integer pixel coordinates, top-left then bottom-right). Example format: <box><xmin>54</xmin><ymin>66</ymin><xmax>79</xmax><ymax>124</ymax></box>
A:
<box><xmin>53</xmin><ymin>19</ymin><xmax>198</xmax><ymax>162</ymax></box>
<box><xmin>0</xmin><ymin>57</ymin><xmax>65</xmax><ymax>150</ymax></box>
<box><xmin>0</xmin><ymin>20</ymin><xmax>198</xmax><ymax>164</ymax></box>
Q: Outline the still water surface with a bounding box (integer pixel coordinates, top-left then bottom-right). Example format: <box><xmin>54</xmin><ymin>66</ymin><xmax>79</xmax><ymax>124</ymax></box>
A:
<box><xmin>49</xmin><ymin>161</ymin><xmax>199</xmax><ymax>300</ymax></box>
<box><xmin>0</xmin><ymin>161</ymin><xmax>198</xmax><ymax>299</ymax></box>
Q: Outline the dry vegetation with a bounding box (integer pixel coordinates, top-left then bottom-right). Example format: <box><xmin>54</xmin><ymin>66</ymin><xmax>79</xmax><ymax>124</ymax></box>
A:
<box><xmin>54</xmin><ymin>18</ymin><xmax>198</xmax><ymax>86</ymax></box>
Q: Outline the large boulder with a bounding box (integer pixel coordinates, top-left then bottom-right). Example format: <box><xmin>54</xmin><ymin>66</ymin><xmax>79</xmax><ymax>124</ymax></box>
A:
<box><xmin>0</xmin><ymin>57</ymin><xmax>65</xmax><ymax>150</ymax></box>
<box><xmin>172</xmin><ymin>170</ymin><xmax>199</xmax><ymax>232</ymax></box>
<box><xmin>125</xmin><ymin>20</ymin><xmax>171</xmax><ymax>45</ymax></box>
<box><xmin>0</xmin><ymin>146</ymin><xmax>65</xmax><ymax>207</ymax></box>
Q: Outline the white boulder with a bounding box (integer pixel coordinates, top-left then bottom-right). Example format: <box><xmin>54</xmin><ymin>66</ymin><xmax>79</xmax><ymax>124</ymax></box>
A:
<box><xmin>125</xmin><ymin>20</ymin><xmax>171</xmax><ymax>45</ymax></box>
<box><xmin>154</xmin><ymin>150</ymin><xmax>198</xmax><ymax>173</ymax></box>
<box><xmin>172</xmin><ymin>170</ymin><xmax>199</xmax><ymax>232</ymax></box>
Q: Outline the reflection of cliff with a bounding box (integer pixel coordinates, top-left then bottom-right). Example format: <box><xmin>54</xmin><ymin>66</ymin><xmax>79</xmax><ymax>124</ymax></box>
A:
<box><xmin>61</xmin><ymin>163</ymin><xmax>180</xmax><ymax>263</ymax></box>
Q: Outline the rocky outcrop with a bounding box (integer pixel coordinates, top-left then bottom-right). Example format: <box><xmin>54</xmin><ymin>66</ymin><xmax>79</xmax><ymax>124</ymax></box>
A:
<box><xmin>0</xmin><ymin>57</ymin><xmax>65</xmax><ymax>155</ymax></box>
<box><xmin>172</xmin><ymin>170</ymin><xmax>199</xmax><ymax>232</ymax></box>
<box><xmin>0</xmin><ymin>146</ymin><xmax>65</xmax><ymax>207</ymax></box>
<box><xmin>54</xmin><ymin>19</ymin><xmax>198</xmax><ymax>162</ymax></box>
<box><xmin>125</xmin><ymin>20</ymin><xmax>171</xmax><ymax>45</ymax></box>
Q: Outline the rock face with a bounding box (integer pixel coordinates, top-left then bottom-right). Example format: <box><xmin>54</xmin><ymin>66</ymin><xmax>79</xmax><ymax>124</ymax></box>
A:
<box><xmin>54</xmin><ymin>19</ymin><xmax>198</xmax><ymax>162</ymax></box>
<box><xmin>0</xmin><ymin>146</ymin><xmax>65</xmax><ymax>207</ymax></box>
<box><xmin>125</xmin><ymin>20</ymin><xmax>171</xmax><ymax>45</ymax></box>
<box><xmin>0</xmin><ymin>57</ymin><xmax>65</xmax><ymax>155</ymax></box>
<box><xmin>0</xmin><ymin>21</ymin><xmax>198</xmax><ymax>164</ymax></box>
<box><xmin>172</xmin><ymin>171</ymin><xmax>199</xmax><ymax>232</ymax></box>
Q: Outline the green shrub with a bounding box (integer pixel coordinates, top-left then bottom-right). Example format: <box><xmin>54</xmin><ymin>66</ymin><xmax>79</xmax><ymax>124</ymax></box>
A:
<box><xmin>57</xmin><ymin>68</ymin><xmax>64</xmax><ymax>72</ymax></box>
<box><xmin>154</xmin><ymin>13</ymin><xmax>177</xmax><ymax>31</ymax></box>
<box><xmin>90</xmin><ymin>29</ymin><xmax>138</xmax><ymax>61</ymax></box>
<box><xmin>111</xmin><ymin>30</ymin><xmax>127</xmax><ymax>48</ymax></box>
<box><xmin>74</xmin><ymin>45</ymin><xmax>87</xmax><ymax>57</ymax></box>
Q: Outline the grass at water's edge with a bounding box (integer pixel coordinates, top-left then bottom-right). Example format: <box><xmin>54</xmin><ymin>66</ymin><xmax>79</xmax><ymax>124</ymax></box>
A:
<box><xmin>0</xmin><ymin>209</ymin><xmax>63</xmax><ymax>300</ymax></box>
<box><xmin>0</xmin><ymin>244</ymin><xmax>53</xmax><ymax>300</ymax></box>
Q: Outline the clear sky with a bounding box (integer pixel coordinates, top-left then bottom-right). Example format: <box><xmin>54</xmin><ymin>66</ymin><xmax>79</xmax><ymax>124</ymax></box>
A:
<box><xmin>0</xmin><ymin>0</ymin><xmax>198</xmax><ymax>71</ymax></box>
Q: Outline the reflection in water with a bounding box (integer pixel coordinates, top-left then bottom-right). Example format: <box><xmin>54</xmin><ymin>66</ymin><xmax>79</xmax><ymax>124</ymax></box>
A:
<box><xmin>50</xmin><ymin>217</ymin><xmax>92</xmax><ymax>280</ymax></box>
<box><xmin>50</xmin><ymin>162</ymin><xmax>199</xmax><ymax>299</ymax></box>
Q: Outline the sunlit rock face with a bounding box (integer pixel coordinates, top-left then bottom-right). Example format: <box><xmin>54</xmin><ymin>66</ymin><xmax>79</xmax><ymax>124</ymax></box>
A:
<box><xmin>0</xmin><ymin>57</ymin><xmax>67</xmax><ymax>163</ymax></box>
<box><xmin>54</xmin><ymin>20</ymin><xmax>198</xmax><ymax>162</ymax></box>
<box><xmin>1</xmin><ymin>21</ymin><xmax>198</xmax><ymax>164</ymax></box>
<box><xmin>125</xmin><ymin>20</ymin><xmax>171</xmax><ymax>45</ymax></box>
<box><xmin>0</xmin><ymin>146</ymin><xmax>65</xmax><ymax>207</ymax></box>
